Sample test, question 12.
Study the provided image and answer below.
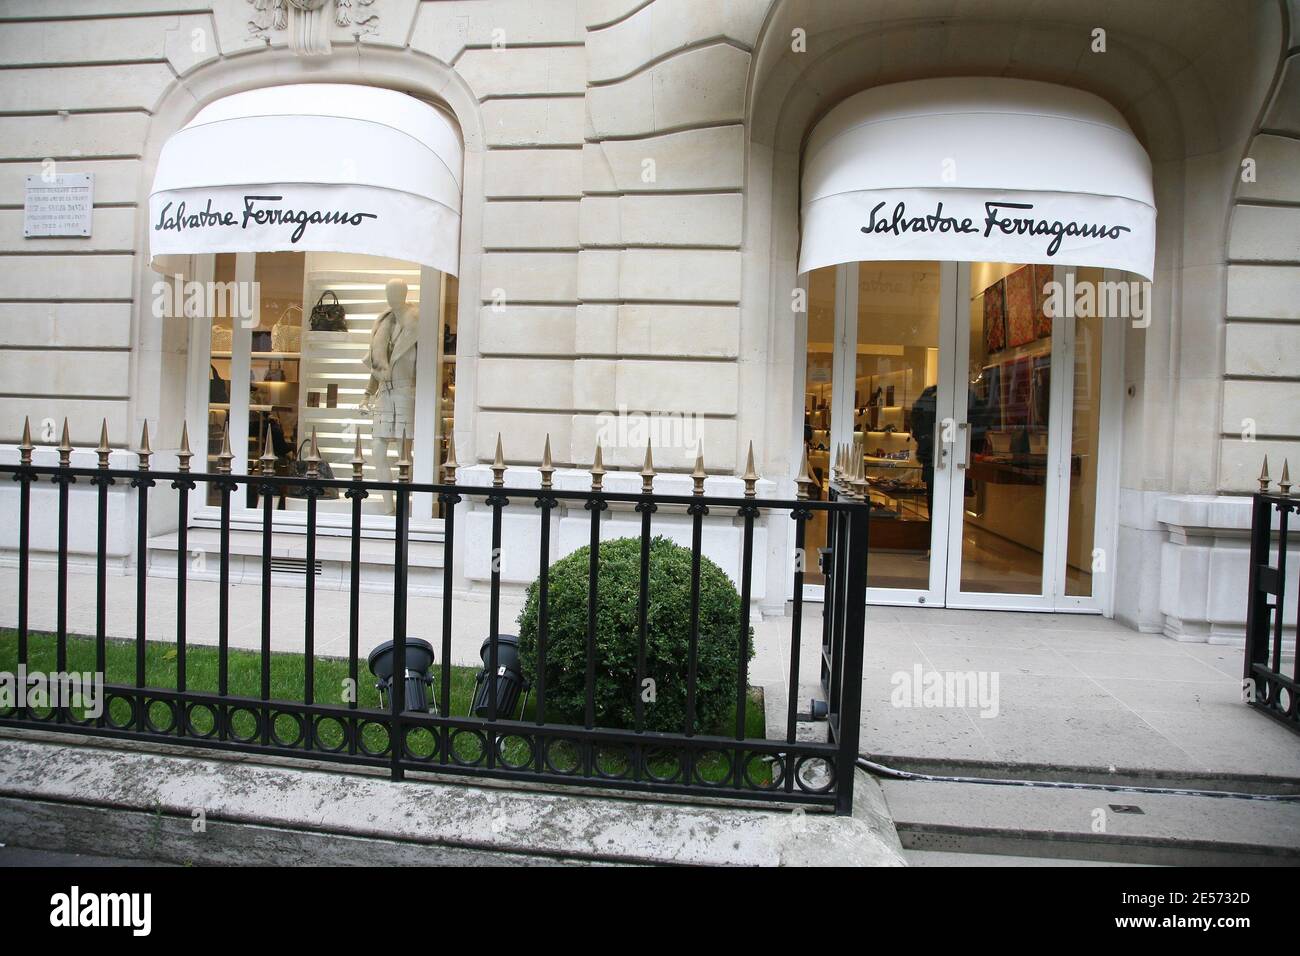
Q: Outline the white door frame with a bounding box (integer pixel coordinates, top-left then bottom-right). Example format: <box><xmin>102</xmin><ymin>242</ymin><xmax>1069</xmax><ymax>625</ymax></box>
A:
<box><xmin>797</xmin><ymin>261</ymin><xmax>1122</xmax><ymax>613</ymax></box>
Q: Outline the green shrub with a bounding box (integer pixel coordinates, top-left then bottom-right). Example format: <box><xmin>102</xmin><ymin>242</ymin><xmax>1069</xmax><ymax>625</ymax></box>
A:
<box><xmin>516</xmin><ymin>535</ymin><xmax>753</xmax><ymax>734</ymax></box>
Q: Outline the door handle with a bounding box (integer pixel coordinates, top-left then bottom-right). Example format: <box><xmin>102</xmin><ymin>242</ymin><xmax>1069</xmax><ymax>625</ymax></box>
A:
<box><xmin>956</xmin><ymin>421</ymin><xmax>972</xmax><ymax>470</ymax></box>
<box><xmin>934</xmin><ymin>421</ymin><xmax>948</xmax><ymax>470</ymax></box>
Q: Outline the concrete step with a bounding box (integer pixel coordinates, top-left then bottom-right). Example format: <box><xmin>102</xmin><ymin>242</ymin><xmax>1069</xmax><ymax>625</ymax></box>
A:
<box><xmin>147</xmin><ymin>527</ymin><xmax>445</xmax><ymax>594</ymax></box>
<box><xmin>880</xmin><ymin>776</ymin><xmax>1300</xmax><ymax>866</ymax></box>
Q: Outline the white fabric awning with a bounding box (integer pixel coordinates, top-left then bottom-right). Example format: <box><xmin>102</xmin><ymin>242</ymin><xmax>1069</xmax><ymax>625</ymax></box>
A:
<box><xmin>149</xmin><ymin>84</ymin><xmax>462</xmax><ymax>274</ymax></box>
<box><xmin>798</xmin><ymin>78</ymin><xmax>1156</xmax><ymax>279</ymax></box>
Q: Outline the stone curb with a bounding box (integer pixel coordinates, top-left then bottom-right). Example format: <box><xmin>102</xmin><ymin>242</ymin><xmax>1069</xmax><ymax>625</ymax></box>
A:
<box><xmin>0</xmin><ymin>737</ymin><xmax>906</xmax><ymax>867</ymax></box>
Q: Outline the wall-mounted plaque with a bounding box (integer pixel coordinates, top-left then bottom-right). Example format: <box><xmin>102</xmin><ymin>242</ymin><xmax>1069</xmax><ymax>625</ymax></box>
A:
<box><xmin>24</xmin><ymin>173</ymin><xmax>93</xmax><ymax>238</ymax></box>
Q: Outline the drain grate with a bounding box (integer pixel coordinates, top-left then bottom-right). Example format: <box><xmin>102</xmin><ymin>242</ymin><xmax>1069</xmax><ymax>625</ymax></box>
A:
<box><xmin>270</xmin><ymin>557</ymin><xmax>322</xmax><ymax>576</ymax></box>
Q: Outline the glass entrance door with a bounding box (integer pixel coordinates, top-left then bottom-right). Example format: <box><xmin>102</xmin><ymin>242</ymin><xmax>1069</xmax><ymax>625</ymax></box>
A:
<box><xmin>944</xmin><ymin>262</ymin><xmax>1061</xmax><ymax>607</ymax></box>
<box><xmin>850</xmin><ymin>260</ymin><xmax>952</xmax><ymax>606</ymax></box>
<box><xmin>943</xmin><ymin>262</ymin><xmax>1114</xmax><ymax>610</ymax></box>
<box><xmin>798</xmin><ymin>260</ymin><xmax>1116</xmax><ymax>612</ymax></box>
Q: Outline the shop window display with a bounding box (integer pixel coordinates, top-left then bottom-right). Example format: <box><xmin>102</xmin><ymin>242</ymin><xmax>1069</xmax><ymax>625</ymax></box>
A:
<box><xmin>202</xmin><ymin>250</ymin><xmax>458</xmax><ymax>521</ymax></box>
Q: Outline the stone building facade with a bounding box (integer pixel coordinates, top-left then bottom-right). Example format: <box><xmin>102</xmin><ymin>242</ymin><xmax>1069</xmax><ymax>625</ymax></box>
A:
<box><xmin>0</xmin><ymin>0</ymin><xmax>1297</xmax><ymax>640</ymax></box>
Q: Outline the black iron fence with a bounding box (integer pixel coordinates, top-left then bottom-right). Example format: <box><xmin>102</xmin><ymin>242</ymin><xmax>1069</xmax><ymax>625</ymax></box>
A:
<box><xmin>1244</xmin><ymin>478</ymin><xmax>1299</xmax><ymax>736</ymax></box>
<box><xmin>1</xmin><ymin>424</ymin><xmax>870</xmax><ymax>813</ymax></box>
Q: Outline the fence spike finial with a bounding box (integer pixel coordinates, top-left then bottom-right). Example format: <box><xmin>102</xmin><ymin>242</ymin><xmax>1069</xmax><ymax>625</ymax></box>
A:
<box><xmin>442</xmin><ymin>434</ymin><xmax>458</xmax><ymax>486</ymax></box>
<box><xmin>640</xmin><ymin>440</ymin><xmax>655</xmax><ymax>495</ymax></box>
<box><xmin>177</xmin><ymin>421</ymin><xmax>193</xmax><ymax>473</ymax></box>
<box><xmin>854</xmin><ymin>445</ymin><xmax>869</xmax><ymax>497</ymax></box>
<box><xmin>539</xmin><ymin>434</ymin><xmax>554</xmax><ymax>491</ymax></box>
<box><xmin>216</xmin><ymin>421</ymin><xmax>233</xmax><ymax>475</ymax></box>
<box><xmin>590</xmin><ymin>439</ymin><xmax>605</xmax><ymax>493</ymax></box>
<box><xmin>491</xmin><ymin>432</ymin><xmax>506</xmax><ymax>488</ymax></box>
<box><xmin>96</xmin><ymin>418</ymin><xmax>112</xmax><ymax>470</ymax></box>
<box><xmin>18</xmin><ymin>416</ymin><xmax>33</xmax><ymax>466</ymax></box>
<box><xmin>257</xmin><ymin>419</ymin><xmax>276</xmax><ymax>475</ymax></box>
<box><xmin>691</xmin><ymin>442</ymin><xmax>706</xmax><ymax>496</ymax></box>
<box><xmin>846</xmin><ymin>445</ymin><xmax>861</xmax><ymax>498</ymax></box>
<box><xmin>1281</xmin><ymin>458</ymin><xmax>1292</xmax><ymax>496</ymax></box>
<box><xmin>396</xmin><ymin>428</ymin><xmax>412</xmax><ymax>483</ymax></box>
<box><xmin>57</xmin><ymin>418</ymin><xmax>73</xmax><ymax>468</ymax></box>
<box><xmin>351</xmin><ymin>429</ymin><xmax>365</xmax><ymax>481</ymax></box>
<box><xmin>304</xmin><ymin>426</ymin><xmax>321</xmax><ymax>479</ymax></box>
<box><xmin>136</xmin><ymin>419</ymin><xmax>152</xmax><ymax>471</ymax></box>
<box><xmin>1259</xmin><ymin>455</ymin><xmax>1271</xmax><ymax>493</ymax></box>
<box><xmin>742</xmin><ymin>440</ymin><xmax>758</xmax><ymax>498</ymax></box>
<box><xmin>796</xmin><ymin>448</ymin><xmax>814</xmax><ymax>500</ymax></box>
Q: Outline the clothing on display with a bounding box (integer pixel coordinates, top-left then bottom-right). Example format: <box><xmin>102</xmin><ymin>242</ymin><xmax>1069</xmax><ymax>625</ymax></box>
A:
<box><xmin>363</xmin><ymin>308</ymin><xmax>417</xmax><ymax>441</ymax></box>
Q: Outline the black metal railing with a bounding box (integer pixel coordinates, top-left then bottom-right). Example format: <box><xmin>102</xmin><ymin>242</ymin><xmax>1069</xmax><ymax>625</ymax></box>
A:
<box><xmin>1</xmin><ymin>437</ymin><xmax>871</xmax><ymax>813</ymax></box>
<box><xmin>1244</xmin><ymin>489</ymin><xmax>1299</xmax><ymax>735</ymax></box>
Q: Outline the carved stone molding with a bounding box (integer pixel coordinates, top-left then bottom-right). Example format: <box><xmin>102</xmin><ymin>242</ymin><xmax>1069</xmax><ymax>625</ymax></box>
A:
<box><xmin>247</xmin><ymin>0</ymin><xmax>379</xmax><ymax>56</ymax></box>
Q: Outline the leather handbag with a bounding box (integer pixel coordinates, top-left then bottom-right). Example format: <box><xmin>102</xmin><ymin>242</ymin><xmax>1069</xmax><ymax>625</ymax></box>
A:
<box><xmin>309</xmin><ymin>291</ymin><xmax>348</xmax><ymax>332</ymax></box>
<box><xmin>287</xmin><ymin>438</ymin><xmax>339</xmax><ymax>499</ymax></box>
<box><xmin>209</xmin><ymin>364</ymin><xmax>230</xmax><ymax>404</ymax></box>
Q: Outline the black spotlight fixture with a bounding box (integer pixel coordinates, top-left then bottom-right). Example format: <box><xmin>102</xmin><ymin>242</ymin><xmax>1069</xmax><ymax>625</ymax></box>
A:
<box><xmin>471</xmin><ymin>633</ymin><xmax>530</xmax><ymax>718</ymax></box>
<box><xmin>367</xmin><ymin>638</ymin><xmax>437</xmax><ymax>714</ymax></box>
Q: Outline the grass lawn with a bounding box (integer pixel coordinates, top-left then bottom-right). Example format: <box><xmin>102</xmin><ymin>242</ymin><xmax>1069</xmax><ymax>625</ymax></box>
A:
<box><xmin>1</xmin><ymin>630</ymin><xmax>771</xmax><ymax>785</ymax></box>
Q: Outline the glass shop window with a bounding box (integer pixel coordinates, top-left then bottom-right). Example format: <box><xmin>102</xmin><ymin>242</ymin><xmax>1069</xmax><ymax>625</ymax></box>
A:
<box><xmin>202</xmin><ymin>251</ymin><xmax>458</xmax><ymax>521</ymax></box>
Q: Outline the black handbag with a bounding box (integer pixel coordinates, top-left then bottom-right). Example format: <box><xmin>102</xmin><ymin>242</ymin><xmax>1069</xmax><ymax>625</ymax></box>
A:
<box><xmin>209</xmin><ymin>364</ymin><xmax>229</xmax><ymax>404</ymax></box>
<box><xmin>309</xmin><ymin>291</ymin><xmax>347</xmax><ymax>332</ymax></box>
<box><xmin>287</xmin><ymin>438</ymin><xmax>339</xmax><ymax>499</ymax></box>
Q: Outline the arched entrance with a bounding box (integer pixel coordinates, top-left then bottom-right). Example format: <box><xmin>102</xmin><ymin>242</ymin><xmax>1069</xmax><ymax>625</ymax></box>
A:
<box><xmin>794</xmin><ymin>78</ymin><xmax>1154</xmax><ymax>611</ymax></box>
<box><xmin>146</xmin><ymin>82</ymin><xmax>466</xmax><ymax>535</ymax></box>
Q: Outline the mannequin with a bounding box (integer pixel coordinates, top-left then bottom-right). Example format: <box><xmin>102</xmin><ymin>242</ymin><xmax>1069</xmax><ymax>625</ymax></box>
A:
<box><xmin>362</xmin><ymin>278</ymin><xmax>418</xmax><ymax>514</ymax></box>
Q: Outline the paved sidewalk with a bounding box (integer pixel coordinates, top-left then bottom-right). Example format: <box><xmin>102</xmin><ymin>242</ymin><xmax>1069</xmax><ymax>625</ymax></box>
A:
<box><xmin>757</xmin><ymin>604</ymin><xmax>1300</xmax><ymax>781</ymax></box>
<box><xmin>3</xmin><ymin>566</ymin><xmax>1297</xmax><ymax>782</ymax></box>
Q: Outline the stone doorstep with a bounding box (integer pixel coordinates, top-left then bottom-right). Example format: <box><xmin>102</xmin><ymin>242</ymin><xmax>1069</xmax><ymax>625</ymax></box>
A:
<box><xmin>0</xmin><ymin>732</ymin><xmax>906</xmax><ymax>868</ymax></box>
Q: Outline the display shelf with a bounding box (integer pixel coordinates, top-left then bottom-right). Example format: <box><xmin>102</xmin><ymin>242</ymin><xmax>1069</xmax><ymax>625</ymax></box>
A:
<box><xmin>208</xmin><ymin>402</ymin><xmax>293</xmax><ymax>412</ymax></box>
<box><xmin>211</xmin><ymin>351</ymin><xmax>301</xmax><ymax>360</ymax></box>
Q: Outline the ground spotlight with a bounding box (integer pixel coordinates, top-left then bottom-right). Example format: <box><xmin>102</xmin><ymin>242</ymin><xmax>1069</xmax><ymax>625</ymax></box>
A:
<box><xmin>472</xmin><ymin>633</ymin><xmax>530</xmax><ymax>718</ymax></box>
<box><xmin>367</xmin><ymin>638</ymin><xmax>436</xmax><ymax>713</ymax></box>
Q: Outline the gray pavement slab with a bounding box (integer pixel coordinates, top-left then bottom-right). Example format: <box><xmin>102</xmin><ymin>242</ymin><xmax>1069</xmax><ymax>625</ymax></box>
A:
<box><xmin>755</xmin><ymin>604</ymin><xmax>1300</xmax><ymax>782</ymax></box>
<box><xmin>882</xmin><ymin>776</ymin><xmax>1300</xmax><ymax>865</ymax></box>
